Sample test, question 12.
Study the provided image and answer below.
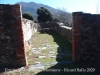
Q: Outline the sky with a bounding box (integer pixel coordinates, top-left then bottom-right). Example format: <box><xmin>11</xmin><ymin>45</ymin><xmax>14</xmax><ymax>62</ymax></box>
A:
<box><xmin>0</xmin><ymin>0</ymin><xmax>100</xmax><ymax>14</ymax></box>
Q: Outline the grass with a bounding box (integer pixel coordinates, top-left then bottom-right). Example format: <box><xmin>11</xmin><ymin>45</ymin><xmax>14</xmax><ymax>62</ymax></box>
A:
<box><xmin>41</xmin><ymin>49</ymin><xmax>49</xmax><ymax>53</ymax></box>
<box><xmin>27</xmin><ymin>31</ymin><xmax>72</xmax><ymax>65</ymax></box>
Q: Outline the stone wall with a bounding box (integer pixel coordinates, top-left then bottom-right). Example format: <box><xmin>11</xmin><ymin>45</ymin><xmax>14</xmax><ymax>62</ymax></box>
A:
<box><xmin>72</xmin><ymin>12</ymin><xmax>100</xmax><ymax>62</ymax></box>
<box><xmin>0</xmin><ymin>4</ymin><xmax>27</xmax><ymax>66</ymax></box>
<box><xmin>40</xmin><ymin>22</ymin><xmax>72</xmax><ymax>41</ymax></box>
<box><xmin>22</xmin><ymin>18</ymin><xmax>41</xmax><ymax>50</ymax></box>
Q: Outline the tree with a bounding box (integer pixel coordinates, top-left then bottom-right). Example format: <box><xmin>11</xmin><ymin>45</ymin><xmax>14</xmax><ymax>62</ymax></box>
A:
<box><xmin>22</xmin><ymin>12</ymin><xmax>34</xmax><ymax>20</ymax></box>
<box><xmin>37</xmin><ymin>7</ymin><xmax>53</xmax><ymax>22</ymax></box>
<box><xmin>53</xmin><ymin>8</ymin><xmax>72</xmax><ymax>27</ymax></box>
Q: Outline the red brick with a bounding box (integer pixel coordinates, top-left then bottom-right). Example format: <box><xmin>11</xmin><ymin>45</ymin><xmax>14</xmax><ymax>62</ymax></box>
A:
<box><xmin>72</xmin><ymin>12</ymin><xmax>82</xmax><ymax>62</ymax></box>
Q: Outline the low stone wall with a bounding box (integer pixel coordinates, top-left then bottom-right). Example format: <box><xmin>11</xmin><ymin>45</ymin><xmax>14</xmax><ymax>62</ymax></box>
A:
<box><xmin>22</xmin><ymin>18</ymin><xmax>41</xmax><ymax>50</ymax></box>
<box><xmin>40</xmin><ymin>22</ymin><xmax>72</xmax><ymax>41</ymax></box>
<box><xmin>22</xmin><ymin>18</ymin><xmax>40</xmax><ymax>42</ymax></box>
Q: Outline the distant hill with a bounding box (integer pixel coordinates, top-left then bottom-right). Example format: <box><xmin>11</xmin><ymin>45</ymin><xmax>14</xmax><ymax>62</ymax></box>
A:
<box><xmin>16</xmin><ymin>2</ymin><xmax>60</xmax><ymax>18</ymax></box>
<box><xmin>16</xmin><ymin>1</ymin><xmax>72</xmax><ymax>26</ymax></box>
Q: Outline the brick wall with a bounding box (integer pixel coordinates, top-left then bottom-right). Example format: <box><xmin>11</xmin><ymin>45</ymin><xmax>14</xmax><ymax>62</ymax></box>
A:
<box><xmin>0</xmin><ymin>4</ymin><xmax>27</xmax><ymax>66</ymax></box>
<box><xmin>72</xmin><ymin>12</ymin><xmax>100</xmax><ymax>62</ymax></box>
<box><xmin>72</xmin><ymin>12</ymin><xmax>82</xmax><ymax>62</ymax></box>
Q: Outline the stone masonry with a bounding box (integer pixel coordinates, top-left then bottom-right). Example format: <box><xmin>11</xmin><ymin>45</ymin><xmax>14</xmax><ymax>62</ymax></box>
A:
<box><xmin>72</xmin><ymin>12</ymin><xmax>100</xmax><ymax>62</ymax></box>
<box><xmin>39</xmin><ymin>22</ymin><xmax>72</xmax><ymax>41</ymax></box>
<box><xmin>0</xmin><ymin>4</ymin><xmax>27</xmax><ymax>66</ymax></box>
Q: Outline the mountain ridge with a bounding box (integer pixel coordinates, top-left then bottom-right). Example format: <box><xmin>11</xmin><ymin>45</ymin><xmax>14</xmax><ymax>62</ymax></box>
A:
<box><xmin>16</xmin><ymin>1</ymin><xmax>60</xmax><ymax>18</ymax></box>
<box><xmin>16</xmin><ymin>1</ymin><xmax>58</xmax><ymax>18</ymax></box>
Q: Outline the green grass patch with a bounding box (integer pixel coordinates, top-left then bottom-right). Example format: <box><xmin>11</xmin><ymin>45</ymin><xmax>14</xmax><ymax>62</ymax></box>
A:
<box><xmin>41</xmin><ymin>49</ymin><xmax>49</xmax><ymax>53</ymax></box>
<box><xmin>28</xmin><ymin>31</ymin><xmax>72</xmax><ymax>65</ymax></box>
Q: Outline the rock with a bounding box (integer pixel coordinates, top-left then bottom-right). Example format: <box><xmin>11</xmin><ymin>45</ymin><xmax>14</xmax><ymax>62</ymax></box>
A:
<box><xmin>35</xmin><ymin>62</ymin><xmax>41</xmax><ymax>64</ymax></box>
<box><xmin>32</xmin><ymin>48</ymin><xmax>36</xmax><ymax>50</ymax></box>
<box><xmin>48</xmin><ymin>54</ymin><xmax>54</xmax><ymax>56</ymax></box>
<box><xmin>49</xmin><ymin>56</ymin><xmax>56</xmax><ymax>58</ymax></box>
<box><xmin>43</xmin><ymin>63</ymin><xmax>50</xmax><ymax>66</ymax></box>
<box><xmin>29</xmin><ymin>64</ymin><xmax>45</xmax><ymax>70</ymax></box>
<box><xmin>38</xmin><ymin>47</ymin><xmax>41</xmax><ymax>50</ymax></box>
<box><xmin>32</xmin><ymin>50</ymin><xmax>36</xmax><ymax>52</ymax></box>
<box><xmin>39</xmin><ymin>56</ymin><xmax>46</xmax><ymax>58</ymax></box>
<box><xmin>34</xmin><ymin>51</ymin><xmax>41</xmax><ymax>54</ymax></box>
<box><xmin>51</xmin><ymin>62</ymin><xmax>58</xmax><ymax>65</ymax></box>
<box><xmin>49</xmin><ymin>51</ymin><xmax>55</xmax><ymax>54</ymax></box>
<box><xmin>41</xmin><ymin>47</ymin><xmax>47</xmax><ymax>50</ymax></box>
<box><xmin>38</xmin><ymin>47</ymin><xmax>47</xmax><ymax>50</ymax></box>
<box><xmin>46</xmin><ymin>44</ymin><xmax>51</xmax><ymax>47</ymax></box>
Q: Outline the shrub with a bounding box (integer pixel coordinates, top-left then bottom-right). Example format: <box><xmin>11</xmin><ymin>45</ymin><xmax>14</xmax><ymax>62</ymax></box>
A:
<box><xmin>22</xmin><ymin>12</ymin><xmax>34</xmax><ymax>20</ymax></box>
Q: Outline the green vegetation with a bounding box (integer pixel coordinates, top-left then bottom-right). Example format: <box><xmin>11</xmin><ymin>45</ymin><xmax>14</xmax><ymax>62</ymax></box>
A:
<box><xmin>22</xmin><ymin>12</ymin><xmax>34</xmax><ymax>20</ymax></box>
<box><xmin>37</xmin><ymin>7</ymin><xmax>53</xmax><ymax>22</ymax></box>
<box><xmin>27</xmin><ymin>31</ymin><xmax>72</xmax><ymax>65</ymax></box>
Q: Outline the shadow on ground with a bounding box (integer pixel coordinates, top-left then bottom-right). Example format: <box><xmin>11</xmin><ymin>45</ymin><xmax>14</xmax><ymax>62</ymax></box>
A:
<box><xmin>36</xmin><ymin>30</ymin><xmax>100</xmax><ymax>75</ymax></box>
